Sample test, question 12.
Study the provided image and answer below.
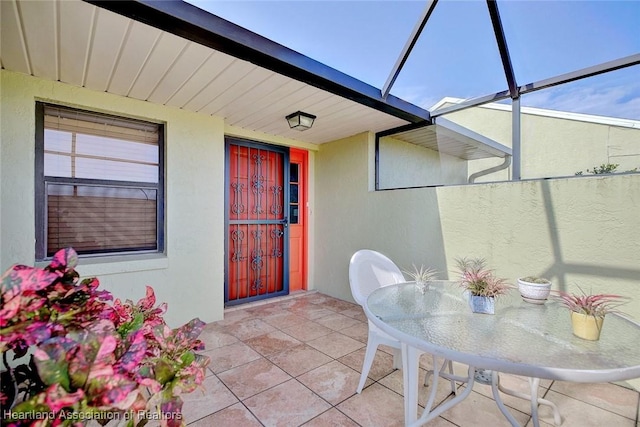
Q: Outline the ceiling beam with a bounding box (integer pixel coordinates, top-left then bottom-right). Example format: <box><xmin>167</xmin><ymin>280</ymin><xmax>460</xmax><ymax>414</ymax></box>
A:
<box><xmin>430</xmin><ymin>53</ymin><xmax>640</xmax><ymax>118</ymax></box>
<box><xmin>519</xmin><ymin>53</ymin><xmax>640</xmax><ymax>94</ymax></box>
<box><xmin>486</xmin><ymin>0</ymin><xmax>518</xmax><ymax>100</ymax></box>
<box><xmin>381</xmin><ymin>0</ymin><xmax>439</xmax><ymax>100</ymax></box>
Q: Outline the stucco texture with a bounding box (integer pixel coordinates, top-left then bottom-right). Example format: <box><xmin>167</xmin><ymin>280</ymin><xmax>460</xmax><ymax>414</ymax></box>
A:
<box><xmin>314</xmin><ymin>132</ymin><xmax>640</xmax><ymax>322</ymax></box>
<box><xmin>0</xmin><ymin>70</ymin><xmax>225</xmax><ymax>327</ymax></box>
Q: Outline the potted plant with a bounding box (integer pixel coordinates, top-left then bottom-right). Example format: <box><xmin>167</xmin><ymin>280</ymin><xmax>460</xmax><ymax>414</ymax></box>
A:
<box><xmin>403</xmin><ymin>264</ymin><xmax>439</xmax><ymax>294</ymax></box>
<box><xmin>0</xmin><ymin>248</ymin><xmax>210</xmax><ymax>426</ymax></box>
<box><xmin>455</xmin><ymin>257</ymin><xmax>510</xmax><ymax>315</ymax></box>
<box><xmin>558</xmin><ymin>287</ymin><xmax>629</xmax><ymax>341</ymax></box>
<box><xmin>517</xmin><ymin>276</ymin><xmax>552</xmax><ymax>304</ymax></box>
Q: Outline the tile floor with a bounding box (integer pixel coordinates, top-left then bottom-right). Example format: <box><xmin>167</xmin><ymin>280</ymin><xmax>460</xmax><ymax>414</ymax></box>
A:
<box><xmin>185</xmin><ymin>291</ymin><xmax>640</xmax><ymax>427</ymax></box>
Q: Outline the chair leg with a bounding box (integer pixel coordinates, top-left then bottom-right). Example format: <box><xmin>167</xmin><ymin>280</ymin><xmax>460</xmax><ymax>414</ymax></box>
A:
<box><xmin>446</xmin><ymin>359</ymin><xmax>457</xmax><ymax>394</ymax></box>
<box><xmin>357</xmin><ymin>332</ymin><xmax>379</xmax><ymax>393</ymax></box>
<box><xmin>391</xmin><ymin>347</ymin><xmax>402</xmax><ymax>370</ymax></box>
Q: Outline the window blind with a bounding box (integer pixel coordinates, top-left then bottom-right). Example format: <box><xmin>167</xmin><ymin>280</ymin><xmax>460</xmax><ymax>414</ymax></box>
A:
<box><xmin>41</xmin><ymin>104</ymin><xmax>161</xmax><ymax>257</ymax></box>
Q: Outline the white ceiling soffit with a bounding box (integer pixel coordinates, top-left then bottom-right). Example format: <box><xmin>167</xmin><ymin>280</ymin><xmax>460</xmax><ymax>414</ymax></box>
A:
<box><xmin>386</xmin><ymin>117</ymin><xmax>512</xmax><ymax>160</ymax></box>
<box><xmin>0</xmin><ymin>0</ymin><xmax>426</xmax><ymax>145</ymax></box>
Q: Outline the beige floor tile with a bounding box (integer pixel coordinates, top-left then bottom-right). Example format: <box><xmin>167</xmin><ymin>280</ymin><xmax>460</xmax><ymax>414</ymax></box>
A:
<box><xmin>217</xmin><ymin>308</ymin><xmax>255</xmax><ymax>326</ymax></box>
<box><xmin>340</xmin><ymin>306</ymin><xmax>366</xmax><ymax>319</ymax></box>
<box><xmin>298</xmin><ymin>360</ymin><xmax>362</xmax><ymax>405</ymax></box>
<box><xmin>436</xmin><ymin>390</ymin><xmax>530</xmax><ymax>427</ymax></box>
<box><xmin>188</xmin><ymin>402</ymin><xmax>261</xmax><ymax>426</ymax></box>
<box><xmin>204</xmin><ymin>341</ymin><xmax>261</xmax><ymax>374</ymax></box>
<box><xmin>506</xmin><ymin>373</ymin><xmax>554</xmax><ymax>390</ymax></box>
<box><xmin>306</xmin><ymin>294</ymin><xmax>336</xmax><ymax>305</ymax></box>
<box><xmin>247</xmin><ymin>302</ymin><xmax>291</xmax><ymax>317</ymax></box>
<box><xmin>339</xmin><ymin>347</ymin><xmax>397</xmax><ymax>381</ymax></box>
<box><xmin>338</xmin><ymin>322</ymin><xmax>369</xmax><ymax>343</ymax></box>
<box><xmin>307</xmin><ymin>332</ymin><xmax>365</xmax><ymax>359</ymax></box>
<box><xmin>244</xmin><ymin>329</ymin><xmax>302</xmax><ymax>357</ymax></box>
<box><xmin>532</xmin><ymin>389</ymin><xmax>636</xmax><ymax>426</ymax></box>
<box><xmin>217</xmin><ymin>357</ymin><xmax>291</xmax><ymax>400</ymax></box>
<box><xmin>223</xmin><ymin>318</ymin><xmax>277</xmax><ymax>340</ymax></box>
<box><xmin>377</xmin><ymin>368</ymin><xmax>457</xmax><ymax>409</ymax></box>
<box><xmin>267</xmin><ymin>344</ymin><xmax>333</xmax><ymax>377</ymax></box>
<box><xmin>273</xmin><ymin>296</ymin><xmax>313</xmax><ymax>310</ymax></box>
<box><xmin>471</xmin><ymin>374</ymin><xmax>555</xmax><ymax>416</ymax></box>
<box><xmin>337</xmin><ymin>383</ymin><xmax>406</xmax><ymax>427</ymax></box>
<box><xmin>261</xmin><ymin>311</ymin><xmax>309</xmax><ymax>329</ymax></box>
<box><xmin>243</xmin><ymin>379</ymin><xmax>331</xmax><ymax>427</ymax></box>
<box><xmin>315</xmin><ymin>313</ymin><xmax>363</xmax><ymax>331</ymax></box>
<box><xmin>293</xmin><ymin>305</ymin><xmax>342</xmax><ymax>320</ymax></box>
<box><xmin>377</xmin><ymin>343</ymin><xmax>399</xmax><ymax>357</ymax></box>
<box><xmin>281</xmin><ymin>320</ymin><xmax>334</xmax><ymax>342</ymax></box>
<box><xmin>550</xmin><ymin>380</ymin><xmax>639</xmax><ymax>420</ymax></box>
<box><xmin>198</xmin><ymin>322</ymin><xmax>239</xmax><ymax>350</ymax></box>
<box><xmin>180</xmin><ymin>375</ymin><xmax>238</xmax><ymax>424</ymax></box>
<box><xmin>302</xmin><ymin>408</ymin><xmax>361</xmax><ymax>426</ymax></box>
<box><xmin>319</xmin><ymin>298</ymin><xmax>359</xmax><ymax>312</ymax></box>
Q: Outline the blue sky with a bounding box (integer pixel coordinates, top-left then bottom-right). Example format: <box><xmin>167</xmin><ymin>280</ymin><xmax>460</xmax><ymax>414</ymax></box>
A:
<box><xmin>187</xmin><ymin>1</ymin><xmax>640</xmax><ymax>120</ymax></box>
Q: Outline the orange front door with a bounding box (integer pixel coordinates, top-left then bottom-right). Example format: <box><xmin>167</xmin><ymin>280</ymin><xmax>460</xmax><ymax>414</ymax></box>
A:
<box><xmin>225</xmin><ymin>139</ymin><xmax>289</xmax><ymax>306</ymax></box>
<box><xmin>288</xmin><ymin>148</ymin><xmax>307</xmax><ymax>291</ymax></box>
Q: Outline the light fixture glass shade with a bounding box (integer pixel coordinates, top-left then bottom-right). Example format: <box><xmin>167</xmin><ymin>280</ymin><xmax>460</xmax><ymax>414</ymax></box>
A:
<box><xmin>286</xmin><ymin>111</ymin><xmax>316</xmax><ymax>131</ymax></box>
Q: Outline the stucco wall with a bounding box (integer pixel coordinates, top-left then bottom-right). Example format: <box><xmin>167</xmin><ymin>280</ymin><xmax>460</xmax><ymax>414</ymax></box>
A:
<box><xmin>378</xmin><ymin>135</ymin><xmax>468</xmax><ymax>188</ymax></box>
<box><xmin>315</xmin><ymin>131</ymin><xmax>640</xmax><ymax>390</ymax></box>
<box><xmin>0</xmin><ymin>70</ymin><xmax>225</xmax><ymax>327</ymax></box>
<box><xmin>314</xmin><ymin>131</ymin><xmax>640</xmax><ymax>321</ymax></box>
<box><xmin>441</xmin><ymin>103</ymin><xmax>640</xmax><ymax>180</ymax></box>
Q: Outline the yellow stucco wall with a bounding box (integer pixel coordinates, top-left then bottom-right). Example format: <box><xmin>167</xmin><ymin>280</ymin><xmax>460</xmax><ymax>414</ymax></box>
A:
<box><xmin>441</xmin><ymin>103</ymin><xmax>640</xmax><ymax>180</ymax></box>
<box><xmin>315</xmin><ymin>131</ymin><xmax>640</xmax><ymax>319</ymax></box>
<box><xmin>378</xmin><ymin>135</ymin><xmax>468</xmax><ymax>188</ymax></box>
<box><xmin>315</xmin><ymin>131</ymin><xmax>640</xmax><ymax>389</ymax></box>
<box><xmin>0</xmin><ymin>70</ymin><xmax>227</xmax><ymax>327</ymax></box>
<box><xmin>0</xmin><ymin>69</ymin><xmax>318</xmax><ymax>326</ymax></box>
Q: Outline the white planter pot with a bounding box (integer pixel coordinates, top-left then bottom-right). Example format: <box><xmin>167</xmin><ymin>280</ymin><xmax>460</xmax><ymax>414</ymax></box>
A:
<box><xmin>517</xmin><ymin>278</ymin><xmax>552</xmax><ymax>304</ymax></box>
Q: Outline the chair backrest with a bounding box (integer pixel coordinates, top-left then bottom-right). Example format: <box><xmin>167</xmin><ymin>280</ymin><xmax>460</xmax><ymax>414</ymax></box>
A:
<box><xmin>349</xmin><ymin>249</ymin><xmax>405</xmax><ymax>307</ymax></box>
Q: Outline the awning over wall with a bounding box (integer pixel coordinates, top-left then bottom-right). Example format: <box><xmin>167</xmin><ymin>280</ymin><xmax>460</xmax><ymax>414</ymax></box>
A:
<box><xmin>379</xmin><ymin>117</ymin><xmax>511</xmax><ymax>160</ymax></box>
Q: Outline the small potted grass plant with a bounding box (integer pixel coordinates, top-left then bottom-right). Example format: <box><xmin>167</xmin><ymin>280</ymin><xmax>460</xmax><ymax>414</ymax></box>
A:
<box><xmin>455</xmin><ymin>257</ymin><xmax>510</xmax><ymax>315</ymax></box>
<box><xmin>403</xmin><ymin>264</ymin><xmax>439</xmax><ymax>294</ymax></box>
<box><xmin>559</xmin><ymin>286</ymin><xmax>629</xmax><ymax>340</ymax></box>
<box><xmin>517</xmin><ymin>276</ymin><xmax>552</xmax><ymax>304</ymax></box>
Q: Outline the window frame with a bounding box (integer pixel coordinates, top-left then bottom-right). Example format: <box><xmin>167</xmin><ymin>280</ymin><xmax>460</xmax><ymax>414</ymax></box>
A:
<box><xmin>34</xmin><ymin>102</ymin><xmax>165</xmax><ymax>261</ymax></box>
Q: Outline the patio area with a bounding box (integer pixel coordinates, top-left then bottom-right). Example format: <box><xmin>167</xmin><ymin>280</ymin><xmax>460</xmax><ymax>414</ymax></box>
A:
<box><xmin>186</xmin><ymin>291</ymin><xmax>640</xmax><ymax>426</ymax></box>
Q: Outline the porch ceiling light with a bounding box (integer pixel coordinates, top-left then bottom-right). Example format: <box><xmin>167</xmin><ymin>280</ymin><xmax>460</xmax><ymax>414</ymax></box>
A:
<box><xmin>286</xmin><ymin>111</ymin><xmax>316</xmax><ymax>131</ymax></box>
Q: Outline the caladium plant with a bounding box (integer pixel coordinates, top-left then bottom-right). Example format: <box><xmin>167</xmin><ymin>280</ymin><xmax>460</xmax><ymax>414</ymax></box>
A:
<box><xmin>0</xmin><ymin>248</ymin><xmax>210</xmax><ymax>427</ymax></box>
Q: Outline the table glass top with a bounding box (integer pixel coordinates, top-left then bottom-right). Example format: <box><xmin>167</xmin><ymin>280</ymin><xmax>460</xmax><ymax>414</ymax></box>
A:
<box><xmin>366</xmin><ymin>281</ymin><xmax>640</xmax><ymax>382</ymax></box>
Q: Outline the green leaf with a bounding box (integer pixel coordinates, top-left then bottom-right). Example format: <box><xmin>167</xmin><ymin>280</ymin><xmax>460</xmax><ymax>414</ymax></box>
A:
<box><xmin>179</xmin><ymin>351</ymin><xmax>195</xmax><ymax>367</ymax></box>
<box><xmin>154</xmin><ymin>359</ymin><xmax>176</xmax><ymax>385</ymax></box>
<box><xmin>118</xmin><ymin>312</ymin><xmax>145</xmax><ymax>337</ymax></box>
<box><xmin>34</xmin><ymin>339</ymin><xmax>75</xmax><ymax>391</ymax></box>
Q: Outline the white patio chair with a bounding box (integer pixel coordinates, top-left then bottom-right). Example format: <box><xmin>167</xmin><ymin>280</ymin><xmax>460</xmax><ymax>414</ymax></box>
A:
<box><xmin>348</xmin><ymin>249</ymin><xmax>457</xmax><ymax>394</ymax></box>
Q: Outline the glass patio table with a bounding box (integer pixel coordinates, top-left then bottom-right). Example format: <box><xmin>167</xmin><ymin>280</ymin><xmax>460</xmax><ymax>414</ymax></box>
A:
<box><xmin>364</xmin><ymin>281</ymin><xmax>640</xmax><ymax>427</ymax></box>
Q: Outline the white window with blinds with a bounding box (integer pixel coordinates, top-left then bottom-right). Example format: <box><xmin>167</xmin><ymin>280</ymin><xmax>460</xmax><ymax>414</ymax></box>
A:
<box><xmin>35</xmin><ymin>103</ymin><xmax>164</xmax><ymax>260</ymax></box>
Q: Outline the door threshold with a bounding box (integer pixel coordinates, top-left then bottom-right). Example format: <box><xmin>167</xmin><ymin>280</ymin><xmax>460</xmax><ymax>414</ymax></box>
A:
<box><xmin>224</xmin><ymin>290</ymin><xmax>317</xmax><ymax>313</ymax></box>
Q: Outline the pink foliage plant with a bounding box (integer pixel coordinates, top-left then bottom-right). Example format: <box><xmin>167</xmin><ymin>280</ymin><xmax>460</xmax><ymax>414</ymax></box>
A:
<box><xmin>557</xmin><ymin>286</ymin><xmax>629</xmax><ymax>317</ymax></box>
<box><xmin>0</xmin><ymin>248</ymin><xmax>210</xmax><ymax>426</ymax></box>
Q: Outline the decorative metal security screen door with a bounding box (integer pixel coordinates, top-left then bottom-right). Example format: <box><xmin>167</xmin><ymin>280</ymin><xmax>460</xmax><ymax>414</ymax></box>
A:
<box><xmin>225</xmin><ymin>139</ymin><xmax>289</xmax><ymax>306</ymax></box>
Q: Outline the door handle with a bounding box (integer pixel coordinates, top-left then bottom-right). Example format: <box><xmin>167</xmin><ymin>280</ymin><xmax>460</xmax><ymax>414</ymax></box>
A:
<box><xmin>282</xmin><ymin>216</ymin><xmax>289</xmax><ymax>228</ymax></box>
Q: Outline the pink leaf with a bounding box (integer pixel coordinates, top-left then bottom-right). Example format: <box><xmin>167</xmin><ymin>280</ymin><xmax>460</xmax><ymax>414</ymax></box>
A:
<box><xmin>48</xmin><ymin>248</ymin><xmax>78</xmax><ymax>271</ymax></box>
<box><xmin>138</xmin><ymin>286</ymin><xmax>156</xmax><ymax>310</ymax></box>
<box><xmin>43</xmin><ymin>384</ymin><xmax>85</xmax><ymax>412</ymax></box>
